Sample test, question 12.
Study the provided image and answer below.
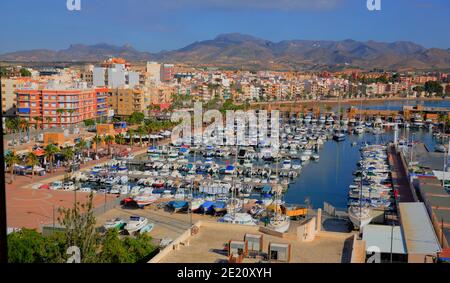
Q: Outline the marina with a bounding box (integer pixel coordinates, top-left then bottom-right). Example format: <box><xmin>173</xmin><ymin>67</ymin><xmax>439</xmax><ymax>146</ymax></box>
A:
<box><xmin>33</xmin><ymin>104</ymin><xmax>446</xmax><ymax>234</ymax></box>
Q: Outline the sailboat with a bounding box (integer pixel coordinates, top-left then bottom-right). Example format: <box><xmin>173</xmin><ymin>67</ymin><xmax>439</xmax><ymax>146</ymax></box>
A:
<box><xmin>333</xmin><ymin>95</ymin><xmax>346</xmax><ymax>142</ymax></box>
<box><xmin>267</xmin><ymin>160</ymin><xmax>291</xmax><ymax>233</ymax></box>
<box><xmin>348</xmin><ymin>205</ymin><xmax>373</xmax><ymax>229</ymax></box>
<box><xmin>348</xmin><ymin>168</ymin><xmax>373</xmax><ymax>229</ymax></box>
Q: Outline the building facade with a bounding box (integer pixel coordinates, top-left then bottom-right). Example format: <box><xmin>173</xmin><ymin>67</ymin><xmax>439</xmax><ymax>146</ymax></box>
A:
<box><xmin>16</xmin><ymin>87</ymin><xmax>101</xmax><ymax>128</ymax></box>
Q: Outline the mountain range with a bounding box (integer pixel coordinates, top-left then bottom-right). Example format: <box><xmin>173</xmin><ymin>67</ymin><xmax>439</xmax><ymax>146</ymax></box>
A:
<box><xmin>2</xmin><ymin>33</ymin><xmax>450</xmax><ymax>71</ymax></box>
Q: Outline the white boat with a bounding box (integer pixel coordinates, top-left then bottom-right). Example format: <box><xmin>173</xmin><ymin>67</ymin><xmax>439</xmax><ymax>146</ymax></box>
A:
<box><xmin>220</xmin><ymin>213</ymin><xmax>257</xmax><ymax>225</ymax></box>
<box><xmin>134</xmin><ymin>194</ymin><xmax>159</xmax><ymax>208</ymax></box>
<box><xmin>190</xmin><ymin>198</ymin><xmax>204</xmax><ymax>211</ymax></box>
<box><xmin>125</xmin><ymin>216</ymin><xmax>148</xmax><ymax>233</ymax></box>
<box><xmin>348</xmin><ymin>206</ymin><xmax>373</xmax><ymax>230</ymax></box>
<box><xmin>268</xmin><ymin>214</ymin><xmax>291</xmax><ymax>233</ymax></box>
<box><xmin>104</xmin><ymin>218</ymin><xmax>125</xmax><ymax>230</ymax></box>
<box><xmin>282</xmin><ymin>159</ymin><xmax>292</xmax><ymax>170</ymax></box>
<box><xmin>354</xmin><ymin>126</ymin><xmax>364</xmax><ymax>135</ymax></box>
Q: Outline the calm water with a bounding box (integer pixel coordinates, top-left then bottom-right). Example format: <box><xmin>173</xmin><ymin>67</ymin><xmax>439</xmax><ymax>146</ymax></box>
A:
<box><xmin>285</xmin><ymin>100</ymin><xmax>450</xmax><ymax>210</ymax></box>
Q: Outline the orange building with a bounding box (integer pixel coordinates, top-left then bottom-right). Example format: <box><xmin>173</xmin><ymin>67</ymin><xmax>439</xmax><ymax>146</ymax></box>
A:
<box><xmin>16</xmin><ymin>87</ymin><xmax>108</xmax><ymax>129</ymax></box>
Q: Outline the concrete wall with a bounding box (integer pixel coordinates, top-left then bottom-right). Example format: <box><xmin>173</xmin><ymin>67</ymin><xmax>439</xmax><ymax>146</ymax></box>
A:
<box><xmin>296</xmin><ymin>217</ymin><xmax>316</xmax><ymax>242</ymax></box>
<box><xmin>350</xmin><ymin>235</ymin><xmax>366</xmax><ymax>263</ymax></box>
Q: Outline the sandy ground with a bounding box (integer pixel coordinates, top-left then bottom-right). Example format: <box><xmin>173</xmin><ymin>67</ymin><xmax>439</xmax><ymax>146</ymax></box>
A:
<box><xmin>96</xmin><ymin>206</ymin><xmax>354</xmax><ymax>263</ymax></box>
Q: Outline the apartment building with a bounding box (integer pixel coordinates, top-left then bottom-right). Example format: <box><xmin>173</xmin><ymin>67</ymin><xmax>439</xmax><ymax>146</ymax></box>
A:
<box><xmin>16</xmin><ymin>85</ymin><xmax>102</xmax><ymax>129</ymax></box>
<box><xmin>92</xmin><ymin>58</ymin><xmax>140</xmax><ymax>88</ymax></box>
<box><xmin>1</xmin><ymin>78</ymin><xmax>19</xmax><ymax>116</ymax></box>
<box><xmin>161</xmin><ymin>64</ymin><xmax>174</xmax><ymax>82</ymax></box>
<box><xmin>108</xmin><ymin>88</ymin><xmax>149</xmax><ymax>117</ymax></box>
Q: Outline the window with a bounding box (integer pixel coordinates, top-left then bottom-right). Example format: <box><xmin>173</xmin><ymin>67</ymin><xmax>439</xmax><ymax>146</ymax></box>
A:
<box><xmin>31</xmin><ymin>102</ymin><xmax>36</xmax><ymax>107</ymax></box>
<box><xmin>44</xmin><ymin>103</ymin><xmax>49</xmax><ymax>107</ymax></box>
<box><xmin>44</xmin><ymin>95</ymin><xmax>49</xmax><ymax>99</ymax></box>
<box><xmin>44</xmin><ymin>110</ymin><xmax>49</xmax><ymax>114</ymax></box>
<box><xmin>51</xmin><ymin>103</ymin><xmax>56</xmax><ymax>107</ymax></box>
<box><xmin>51</xmin><ymin>96</ymin><xmax>56</xmax><ymax>100</ymax></box>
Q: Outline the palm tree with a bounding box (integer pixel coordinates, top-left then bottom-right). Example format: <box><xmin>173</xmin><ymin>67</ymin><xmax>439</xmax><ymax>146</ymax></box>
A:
<box><xmin>137</xmin><ymin>126</ymin><xmax>146</xmax><ymax>147</ymax></box>
<box><xmin>45</xmin><ymin>116</ymin><xmax>52</xmax><ymax>128</ymax></box>
<box><xmin>67</xmin><ymin>109</ymin><xmax>75</xmax><ymax>131</ymax></box>
<box><xmin>32</xmin><ymin>116</ymin><xmax>40</xmax><ymax>130</ymax></box>
<box><xmin>5</xmin><ymin>118</ymin><xmax>18</xmax><ymax>145</ymax></box>
<box><xmin>75</xmin><ymin>138</ymin><xmax>87</xmax><ymax>158</ymax></box>
<box><xmin>5</xmin><ymin>151</ymin><xmax>20</xmax><ymax>182</ymax></box>
<box><xmin>26</xmin><ymin>152</ymin><xmax>39</xmax><ymax>180</ymax></box>
<box><xmin>103</xmin><ymin>135</ymin><xmax>114</xmax><ymax>155</ymax></box>
<box><xmin>44</xmin><ymin>144</ymin><xmax>60</xmax><ymax>173</ymax></box>
<box><xmin>19</xmin><ymin>119</ymin><xmax>29</xmax><ymax>143</ymax></box>
<box><xmin>127</xmin><ymin>129</ymin><xmax>134</xmax><ymax>146</ymax></box>
<box><xmin>62</xmin><ymin>147</ymin><xmax>75</xmax><ymax>172</ymax></box>
<box><xmin>92</xmin><ymin>135</ymin><xmax>102</xmax><ymax>156</ymax></box>
<box><xmin>56</xmin><ymin>109</ymin><xmax>65</xmax><ymax>128</ymax></box>
<box><xmin>115</xmin><ymin>133</ymin><xmax>125</xmax><ymax>145</ymax></box>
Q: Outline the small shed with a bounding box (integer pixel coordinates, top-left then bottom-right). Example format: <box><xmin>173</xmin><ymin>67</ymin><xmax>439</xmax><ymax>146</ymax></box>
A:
<box><xmin>228</xmin><ymin>240</ymin><xmax>248</xmax><ymax>257</ymax></box>
<box><xmin>268</xmin><ymin>242</ymin><xmax>291</xmax><ymax>263</ymax></box>
<box><xmin>245</xmin><ymin>234</ymin><xmax>263</xmax><ymax>254</ymax></box>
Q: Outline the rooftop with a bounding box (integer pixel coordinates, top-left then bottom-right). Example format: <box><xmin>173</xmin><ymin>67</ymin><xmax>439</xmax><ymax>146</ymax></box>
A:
<box><xmin>399</xmin><ymin>202</ymin><xmax>442</xmax><ymax>255</ymax></box>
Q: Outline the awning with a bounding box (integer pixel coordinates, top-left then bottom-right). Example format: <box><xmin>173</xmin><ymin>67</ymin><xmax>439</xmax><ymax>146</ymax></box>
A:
<box><xmin>34</xmin><ymin>149</ymin><xmax>45</xmax><ymax>156</ymax></box>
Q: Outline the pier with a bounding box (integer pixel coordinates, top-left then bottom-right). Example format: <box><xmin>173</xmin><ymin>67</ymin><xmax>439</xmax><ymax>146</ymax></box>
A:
<box><xmin>388</xmin><ymin>145</ymin><xmax>418</xmax><ymax>203</ymax></box>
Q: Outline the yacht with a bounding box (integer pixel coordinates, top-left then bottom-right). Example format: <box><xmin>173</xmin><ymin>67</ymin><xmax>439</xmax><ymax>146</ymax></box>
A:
<box><xmin>282</xmin><ymin>159</ymin><xmax>292</xmax><ymax>170</ymax></box>
<box><xmin>333</xmin><ymin>130</ymin><xmax>346</xmax><ymax>142</ymax></box>
<box><xmin>354</xmin><ymin>125</ymin><xmax>364</xmax><ymax>135</ymax></box>
<box><xmin>348</xmin><ymin>206</ymin><xmax>373</xmax><ymax>230</ymax></box>
<box><xmin>268</xmin><ymin>214</ymin><xmax>291</xmax><ymax>233</ymax></box>
<box><xmin>413</xmin><ymin>115</ymin><xmax>425</xmax><ymax>128</ymax></box>
<box><xmin>124</xmin><ymin>216</ymin><xmax>148</xmax><ymax>233</ymax></box>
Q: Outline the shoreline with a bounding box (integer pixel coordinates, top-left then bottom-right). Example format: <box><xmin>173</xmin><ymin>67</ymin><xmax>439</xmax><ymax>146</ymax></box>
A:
<box><xmin>250</xmin><ymin>96</ymin><xmax>450</xmax><ymax>107</ymax></box>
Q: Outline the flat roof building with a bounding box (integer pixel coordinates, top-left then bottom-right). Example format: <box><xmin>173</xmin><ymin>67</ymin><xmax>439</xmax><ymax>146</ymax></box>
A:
<box><xmin>398</xmin><ymin>202</ymin><xmax>442</xmax><ymax>263</ymax></box>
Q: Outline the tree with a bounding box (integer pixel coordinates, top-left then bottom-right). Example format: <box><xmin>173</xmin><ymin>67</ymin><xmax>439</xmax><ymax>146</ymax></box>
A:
<box><xmin>128</xmin><ymin>112</ymin><xmax>145</xmax><ymax>125</ymax></box>
<box><xmin>127</xmin><ymin>129</ymin><xmax>134</xmax><ymax>146</ymax></box>
<box><xmin>33</xmin><ymin>116</ymin><xmax>44</xmax><ymax>130</ymax></box>
<box><xmin>103</xmin><ymin>135</ymin><xmax>114</xmax><ymax>155</ymax></box>
<box><xmin>115</xmin><ymin>133</ymin><xmax>125</xmax><ymax>145</ymax></box>
<box><xmin>75</xmin><ymin>138</ymin><xmax>88</xmax><ymax>158</ymax></box>
<box><xmin>26</xmin><ymin>152</ymin><xmax>40</xmax><ymax>180</ymax></box>
<box><xmin>7</xmin><ymin>229</ymin><xmax>67</xmax><ymax>263</ymax></box>
<box><xmin>19</xmin><ymin>118</ymin><xmax>29</xmax><ymax>142</ymax></box>
<box><xmin>137</xmin><ymin>126</ymin><xmax>146</xmax><ymax>146</ymax></box>
<box><xmin>56</xmin><ymin>109</ymin><xmax>65</xmax><ymax>128</ymax></box>
<box><xmin>5</xmin><ymin>151</ymin><xmax>19</xmax><ymax>182</ymax></box>
<box><xmin>424</xmin><ymin>81</ymin><xmax>444</xmax><ymax>95</ymax></box>
<box><xmin>62</xmin><ymin>147</ymin><xmax>75</xmax><ymax>172</ymax></box>
<box><xmin>5</xmin><ymin>117</ymin><xmax>18</xmax><ymax>145</ymax></box>
<box><xmin>58</xmin><ymin>193</ymin><xmax>99</xmax><ymax>263</ymax></box>
<box><xmin>92</xmin><ymin>135</ymin><xmax>103</xmax><ymax>156</ymax></box>
<box><xmin>19</xmin><ymin>68</ymin><xmax>31</xmax><ymax>77</ymax></box>
<box><xmin>44</xmin><ymin>144</ymin><xmax>60</xmax><ymax>173</ymax></box>
<box><xmin>99</xmin><ymin>229</ymin><xmax>156</xmax><ymax>263</ymax></box>
<box><xmin>84</xmin><ymin>119</ymin><xmax>96</xmax><ymax>128</ymax></box>
<box><xmin>99</xmin><ymin>229</ymin><xmax>133</xmax><ymax>263</ymax></box>
<box><xmin>45</xmin><ymin>116</ymin><xmax>52</xmax><ymax>128</ymax></box>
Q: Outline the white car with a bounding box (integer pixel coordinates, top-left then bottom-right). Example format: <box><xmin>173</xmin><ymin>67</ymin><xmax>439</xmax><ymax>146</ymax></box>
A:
<box><xmin>50</xmin><ymin>181</ymin><xmax>63</xmax><ymax>190</ymax></box>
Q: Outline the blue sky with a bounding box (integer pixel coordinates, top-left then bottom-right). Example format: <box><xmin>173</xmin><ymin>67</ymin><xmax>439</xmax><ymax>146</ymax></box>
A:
<box><xmin>1</xmin><ymin>0</ymin><xmax>449</xmax><ymax>53</ymax></box>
